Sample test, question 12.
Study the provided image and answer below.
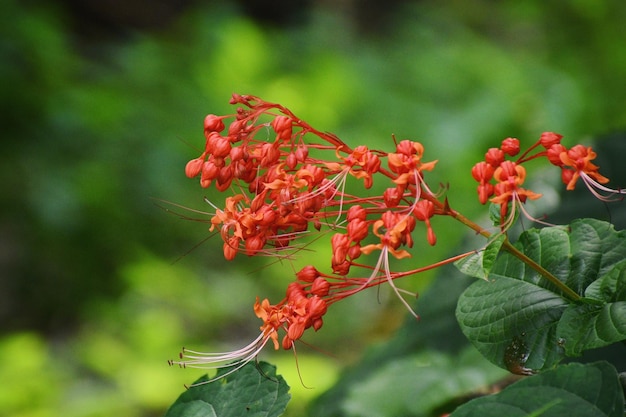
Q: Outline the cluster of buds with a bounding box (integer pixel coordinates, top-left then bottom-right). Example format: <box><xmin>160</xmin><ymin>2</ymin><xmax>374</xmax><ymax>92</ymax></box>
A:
<box><xmin>472</xmin><ymin>132</ymin><xmax>622</xmax><ymax>230</ymax></box>
<box><xmin>170</xmin><ymin>94</ymin><xmax>623</xmax><ymax>380</ymax></box>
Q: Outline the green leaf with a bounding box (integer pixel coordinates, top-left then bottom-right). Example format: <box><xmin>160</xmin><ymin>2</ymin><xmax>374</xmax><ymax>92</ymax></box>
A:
<box><xmin>489</xmin><ymin>202</ymin><xmax>518</xmax><ymax>226</ymax></box>
<box><xmin>456</xmin><ymin>276</ymin><xmax>568</xmax><ymax>373</ymax></box>
<box><xmin>557</xmin><ymin>302</ymin><xmax>626</xmax><ymax>356</ymax></box>
<box><xmin>456</xmin><ymin>219</ymin><xmax>626</xmax><ymax>373</ymax></box>
<box><xmin>164</xmin><ymin>361</ymin><xmax>290</xmax><ymax>417</ymax></box>
<box><xmin>341</xmin><ymin>347</ymin><xmax>508</xmax><ymax>417</ymax></box>
<box><xmin>454</xmin><ymin>234</ymin><xmax>506</xmax><ymax>280</ymax></box>
<box><xmin>450</xmin><ymin>361</ymin><xmax>625</xmax><ymax>417</ymax></box>
<box><xmin>585</xmin><ymin>259</ymin><xmax>626</xmax><ymax>303</ymax></box>
<box><xmin>555</xmin><ymin>260</ymin><xmax>626</xmax><ymax>356</ymax></box>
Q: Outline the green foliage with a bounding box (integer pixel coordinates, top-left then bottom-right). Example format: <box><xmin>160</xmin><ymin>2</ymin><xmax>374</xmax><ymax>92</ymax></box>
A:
<box><xmin>456</xmin><ymin>219</ymin><xmax>626</xmax><ymax>374</ymax></box>
<box><xmin>450</xmin><ymin>362</ymin><xmax>624</xmax><ymax>417</ymax></box>
<box><xmin>3</xmin><ymin>0</ymin><xmax>626</xmax><ymax>416</ymax></box>
<box><xmin>339</xmin><ymin>347</ymin><xmax>506</xmax><ymax>417</ymax></box>
<box><xmin>164</xmin><ymin>362</ymin><xmax>290</xmax><ymax>417</ymax></box>
<box><xmin>178</xmin><ymin>216</ymin><xmax>626</xmax><ymax>416</ymax></box>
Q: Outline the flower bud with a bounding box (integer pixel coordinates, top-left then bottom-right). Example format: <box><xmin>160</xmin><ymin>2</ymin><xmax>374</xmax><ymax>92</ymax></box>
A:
<box><xmin>245</xmin><ymin>235</ymin><xmax>266</xmax><ymax>256</ymax></box>
<box><xmin>347</xmin><ymin>205</ymin><xmax>367</xmax><ymax>222</ymax></box>
<box><xmin>540</xmin><ymin>132</ymin><xmax>563</xmax><ymax>148</ymax></box>
<box><xmin>223</xmin><ymin>236</ymin><xmax>240</xmax><ymax>260</ymax></box>
<box><xmin>561</xmin><ymin>168</ymin><xmax>575</xmax><ymax>187</ymax></box>
<box><xmin>347</xmin><ymin>243</ymin><xmax>362</xmax><ymax>260</ymax></box>
<box><xmin>413</xmin><ymin>200</ymin><xmax>435</xmax><ymax>221</ymax></box>
<box><xmin>383</xmin><ymin>187</ymin><xmax>402</xmax><ymax>207</ymax></box>
<box><xmin>282</xmin><ymin>335</ymin><xmax>293</xmax><ymax>350</ymax></box>
<box><xmin>307</xmin><ymin>296</ymin><xmax>328</xmax><ymax>319</ymax></box>
<box><xmin>471</xmin><ymin>161</ymin><xmax>494</xmax><ymax>183</ymax></box>
<box><xmin>478</xmin><ymin>183</ymin><xmax>494</xmax><ymax>204</ymax></box>
<box><xmin>485</xmin><ymin>148</ymin><xmax>504</xmax><ymax>167</ymax></box>
<box><xmin>286</xmin><ymin>152</ymin><xmax>298</xmax><ymax>170</ymax></box>
<box><xmin>501</xmin><ymin>138</ymin><xmax>520</xmax><ymax>156</ymax></box>
<box><xmin>295</xmin><ymin>146</ymin><xmax>308</xmax><ymax>162</ymax></box>
<box><xmin>185</xmin><ymin>158</ymin><xmax>204</xmax><ymax>178</ymax></box>
<box><xmin>296</xmin><ymin>265</ymin><xmax>320</xmax><ymax>283</ymax></box>
<box><xmin>204</xmin><ymin>114</ymin><xmax>225</xmax><ymax>133</ymax></box>
<box><xmin>201</xmin><ymin>160</ymin><xmax>219</xmax><ymax>182</ymax></box>
<box><xmin>547</xmin><ymin>144</ymin><xmax>567</xmax><ymax>166</ymax></box>
<box><xmin>312</xmin><ymin>318</ymin><xmax>324</xmax><ymax>331</ymax></box>
<box><xmin>311</xmin><ymin>278</ymin><xmax>330</xmax><ymax>297</ymax></box>
<box><xmin>212</xmin><ymin>136</ymin><xmax>232</xmax><ymax>158</ymax></box>
<box><xmin>347</xmin><ymin>219</ymin><xmax>368</xmax><ymax>242</ymax></box>
<box><xmin>287</xmin><ymin>321</ymin><xmax>306</xmax><ymax>343</ymax></box>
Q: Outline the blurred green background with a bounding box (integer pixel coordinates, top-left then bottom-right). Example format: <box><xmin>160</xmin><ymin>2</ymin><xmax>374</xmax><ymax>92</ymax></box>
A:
<box><xmin>2</xmin><ymin>0</ymin><xmax>626</xmax><ymax>416</ymax></box>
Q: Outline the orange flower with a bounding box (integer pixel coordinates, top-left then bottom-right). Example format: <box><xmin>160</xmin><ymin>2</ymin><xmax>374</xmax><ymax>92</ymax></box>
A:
<box><xmin>490</xmin><ymin>161</ymin><xmax>542</xmax><ymax>230</ymax></box>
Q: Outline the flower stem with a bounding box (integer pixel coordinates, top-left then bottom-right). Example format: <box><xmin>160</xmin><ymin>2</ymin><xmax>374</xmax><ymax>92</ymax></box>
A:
<box><xmin>446</xmin><ymin>205</ymin><xmax>582</xmax><ymax>302</ymax></box>
<box><xmin>500</xmin><ymin>239</ymin><xmax>582</xmax><ymax>301</ymax></box>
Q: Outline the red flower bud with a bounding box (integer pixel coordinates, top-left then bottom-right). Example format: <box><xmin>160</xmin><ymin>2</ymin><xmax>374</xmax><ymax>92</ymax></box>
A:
<box><xmin>547</xmin><ymin>144</ymin><xmax>567</xmax><ymax>166</ymax></box>
<box><xmin>540</xmin><ymin>132</ymin><xmax>563</xmax><ymax>148</ymax></box>
<box><xmin>287</xmin><ymin>321</ymin><xmax>306</xmax><ymax>343</ymax></box>
<box><xmin>271</xmin><ymin>116</ymin><xmax>292</xmax><ymax>141</ymax></box>
<box><xmin>201</xmin><ymin>160</ymin><xmax>219</xmax><ymax>182</ymax></box>
<box><xmin>307</xmin><ymin>296</ymin><xmax>327</xmax><ymax>319</ymax></box>
<box><xmin>296</xmin><ymin>265</ymin><xmax>320</xmax><ymax>283</ymax></box>
<box><xmin>204</xmin><ymin>114</ymin><xmax>225</xmax><ymax>133</ymax></box>
<box><xmin>311</xmin><ymin>278</ymin><xmax>330</xmax><ymax>297</ymax></box>
<box><xmin>286</xmin><ymin>152</ymin><xmax>298</xmax><ymax>170</ymax></box>
<box><xmin>485</xmin><ymin>148</ymin><xmax>504</xmax><ymax>167</ymax></box>
<box><xmin>501</xmin><ymin>138</ymin><xmax>520</xmax><ymax>156</ymax></box>
<box><xmin>212</xmin><ymin>136</ymin><xmax>232</xmax><ymax>158</ymax></box>
<box><xmin>312</xmin><ymin>318</ymin><xmax>324</xmax><ymax>331</ymax></box>
<box><xmin>561</xmin><ymin>168</ymin><xmax>575</xmax><ymax>186</ymax></box>
<box><xmin>383</xmin><ymin>187</ymin><xmax>403</xmax><ymax>207</ymax></box>
<box><xmin>347</xmin><ymin>219</ymin><xmax>369</xmax><ymax>242</ymax></box>
<box><xmin>413</xmin><ymin>200</ymin><xmax>434</xmax><ymax>221</ymax></box>
<box><xmin>295</xmin><ymin>146</ymin><xmax>308</xmax><ymax>162</ymax></box>
<box><xmin>229</xmin><ymin>146</ymin><xmax>245</xmax><ymax>162</ymax></box>
<box><xmin>347</xmin><ymin>243</ymin><xmax>362</xmax><ymax>260</ymax></box>
<box><xmin>471</xmin><ymin>161</ymin><xmax>494</xmax><ymax>183</ymax></box>
<box><xmin>228</xmin><ymin>119</ymin><xmax>247</xmax><ymax>137</ymax></box>
<box><xmin>477</xmin><ymin>183</ymin><xmax>494</xmax><ymax>204</ymax></box>
<box><xmin>223</xmin><ymin>236</ymin><xmax>240</xmax><ymax>260</ymax></box>
<box><xmin>347</xmin><ymin>205</ymin><xmax>367</xmax><ymax>222</ymax></box>
<box><xmin>185</xmin><ymin>158</ymin><xmax>204</xmax><ymax>178</ymax></box>
<box><xmin>396</xmin><ymin>140</ymin><xmax>419</xmax><ymax>156</ymax></box>
<box><xmin>286</xmin><ymin>282</ymin><xmax>306</xmax><ymax>301</ymax></box>
<box><xmin>245</xmin><ymin>235</ymin><xmax>266</xmax><ymax>256</ymax></box>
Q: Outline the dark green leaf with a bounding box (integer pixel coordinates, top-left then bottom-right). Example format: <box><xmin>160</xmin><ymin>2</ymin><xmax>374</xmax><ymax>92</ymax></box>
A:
<box><xmin>450</xmin><ymin>361</ymin><xmax>625</xmax><ymax>417</ymax></box>
<box><xmin>585</xmin><ymin>259</ymin><xmax>626</xmax><ymax>303</ymax></box>
<box><xmin>554</xmin><ymin>259</ymin><xmax>626</xmax><ymax>355</ymax></box>
<box><xmin>456</xmin><ymin>276</ymin><xmax>568</xmax><ymax>373</ymax></box>
<box><xmin>557</xmin><ymin>302</ymin><xmax>626</xmax><ymax>356</ymax></box>
<box><xmin>164</xmin><ymin>361</ymin><xmax>290</xmax><ymax>417</ymax></box>
<box><xmin>456</xmin><ymin>219</ymin><xmax>626</xmax><ymax>372</ymax></box>
<box><xmin>341</xmin><ymin>347</ymin><xmax>507</xmax><ymax>417</ymax></box>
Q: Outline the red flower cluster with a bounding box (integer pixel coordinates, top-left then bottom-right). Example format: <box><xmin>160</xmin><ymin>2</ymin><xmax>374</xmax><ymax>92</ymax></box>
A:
<box><xmin>472</xmin><ymin>132</ymin><xmax>622</xmax><ymax>230</ymax></box>
<box><xmin>171</xmin><ymin>95</ymin><xmax>622</xmax><ymax>380</ymax></box>
<box><xmin>172</xmin><ymin>94</ymin><xmax>452</xmax><ymax>373</ymax></box>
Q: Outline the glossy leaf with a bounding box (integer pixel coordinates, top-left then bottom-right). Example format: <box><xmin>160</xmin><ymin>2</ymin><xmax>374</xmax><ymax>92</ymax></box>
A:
<box><xmin>164</xmin><ymin>361</ymin><xmax>290</xmax><ymax>417</ymax></box>
<box><xmin>450</xmin><ymin>361</ymin><xmax>624</xmax><ymax>417</ymax></box>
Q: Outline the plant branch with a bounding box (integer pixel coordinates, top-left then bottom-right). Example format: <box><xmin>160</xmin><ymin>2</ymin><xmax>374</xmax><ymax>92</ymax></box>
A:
<box><xmin>446</xmin><ymin>205</ymin><xmax>582</xmax><ymax>302</ymax></box>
